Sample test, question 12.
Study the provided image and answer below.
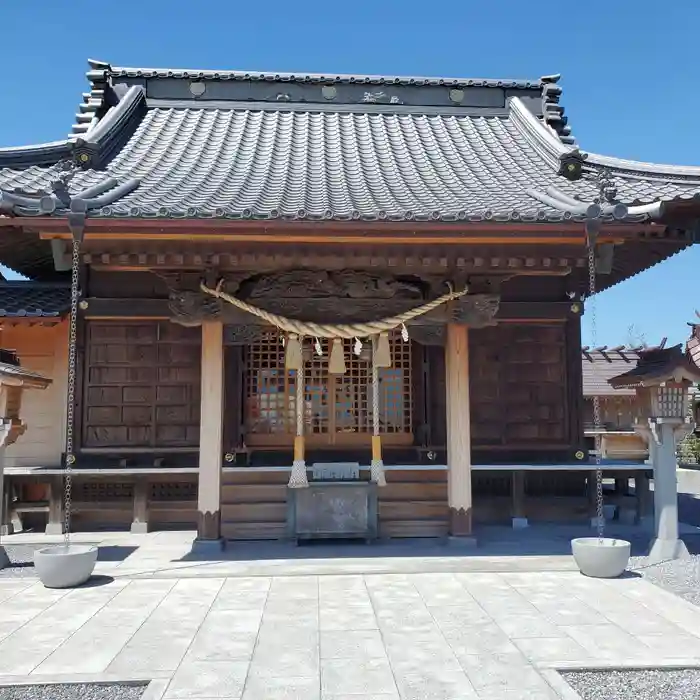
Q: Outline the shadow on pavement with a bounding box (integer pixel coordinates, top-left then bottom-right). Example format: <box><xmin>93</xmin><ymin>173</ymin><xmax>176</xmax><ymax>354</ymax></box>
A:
<box><xmin>176</xmin><ymin>523</ymin><xmax>700</xmax><ymax>562</ymax></box>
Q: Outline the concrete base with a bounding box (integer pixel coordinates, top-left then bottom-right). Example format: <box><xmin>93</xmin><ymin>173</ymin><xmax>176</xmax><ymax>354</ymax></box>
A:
<box><xmin>512</xmin><ymin>517</ymin><xmax>529</xmax><ymax>530</ymax></box>
<box><xmin>45</xmin><ymin>523</ymin><xmax>64</xmax><ymax>536</ymax></box>
<box><xmin>647</xmin><ymin>537</ymin><xmax>690</xmax><ymax>564</ymax></box>
<box><xmin>130</xmin><ymin>522</ymin><xmax>149</xmax><ymax>535</ymax></box>
<box><xmin>0</xmin><ymin>546</ymin><xmax>8</xmax><ymax>570</ymax></box>
<box><xmin>618</xmin><ymin>508</ymin><xmax>637</xmax><ymax>526</ymax></box>
<box><xmin>190</xmin><ymin>537</ymin><xmax>225</xmax><ymax>556</ymax></box>
<box><xmin>445</xmin><ymin>535</ymin><xmax>478</xmax><ymax>548</ymax></box>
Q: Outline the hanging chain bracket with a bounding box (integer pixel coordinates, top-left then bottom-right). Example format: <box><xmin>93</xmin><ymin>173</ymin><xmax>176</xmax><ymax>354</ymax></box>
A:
<box><xmin>585</xmin><ymin>171</ymin><xmax>612</xmax><ymax>542</ymax></box>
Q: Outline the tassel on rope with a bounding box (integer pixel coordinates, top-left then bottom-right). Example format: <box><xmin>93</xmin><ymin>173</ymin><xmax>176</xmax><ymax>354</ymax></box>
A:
<box><xmin>285</xmin><ymin>333</ymin><xmax>303</xmax><ymax>370</ymax></box>
<box><xmin>370</xmin><ymin>335</ymin><xmax>387</xmax><ymax>487</ymax></box>
<box><xmin>328</xmin><ymin>338</ymin><xmax>346</xmax><ymax>375</ymax></box>
<box><xmin>374</xmin><ymin>332</ymin><xmax>392</xmax><ymax>368</ymax></box>
<box><xmin>288</xmin><ymin>364</ymin><xmax>309</xmax><ymax>488</ymax></box>
<box><xmin>400</xmin><ymin>323</ymin><xmax>409</xmax><ymax>342</ymax></box>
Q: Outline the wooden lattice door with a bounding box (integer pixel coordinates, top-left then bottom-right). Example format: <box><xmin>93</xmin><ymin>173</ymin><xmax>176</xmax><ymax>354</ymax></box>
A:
<box><xmin>244</xmin><ymin>331</ymin><xmax>413</xmax><ymax>448</ymax></box>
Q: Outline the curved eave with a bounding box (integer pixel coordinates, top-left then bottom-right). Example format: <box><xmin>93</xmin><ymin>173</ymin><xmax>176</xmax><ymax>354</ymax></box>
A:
<box><xmin>0</xmin><ymin>140</ymin><xmax>73</xmax><ymax>169</ymax></box>
<box><xmin>510</xmin><ymin>97</ymin><xmax>700</xmax><ymax>190</ymax></box>
<box><xmin>596</xmin><ymin>239</ymin><xmax>694</xmax><ymax>294</ymax></box>
<box><xmin>0</xmin><ymin>85</ymin><xmax>145</xmax><ymax>172</ymax></box>
<box><xmin>0</xmin><ymin>86</ymin><xmax>145</xmax><ymax>216</ymax></box>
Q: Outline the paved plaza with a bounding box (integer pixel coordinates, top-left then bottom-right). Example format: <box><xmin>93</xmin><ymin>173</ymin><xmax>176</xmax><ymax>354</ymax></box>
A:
<box><xmin>1</xmin><ymin>537</ymin><xmax>700</xmax><ymax>699</ymax></box>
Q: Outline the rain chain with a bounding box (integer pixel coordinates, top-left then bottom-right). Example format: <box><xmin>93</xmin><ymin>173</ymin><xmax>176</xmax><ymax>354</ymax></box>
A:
<box><xmin>63</xmin><ymin>237</ymin><xmax>81</xmax><ymax>546</ymax></box>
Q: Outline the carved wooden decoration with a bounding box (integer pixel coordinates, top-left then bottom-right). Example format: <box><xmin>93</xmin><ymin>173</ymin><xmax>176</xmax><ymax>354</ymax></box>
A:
<box><xmin>445</xmin><ymin>295</ymin><xmax>500</xmax><ymax>328</ymax></box>
<box><xmin>240</xmin><ymin>269</ymin><xmax>425</xmax><ymax>300</ymax></box>
<box><xmin>223</xmin><ymin>325</ymin><xmax>268</xmax><ymax>346</ymax></box>
<box><xmin>168</xmin><ymin>290</ymin><xmax>223</xmax><ymax>327</ymax></box>
<box><xmin>159</xmin><ymin>268</ymin><xmax>500</xmax><ymax>329</ymax></box>
<box><xmin>407</xmin><ymin>325</ymin><xmax>445</xmax><ymax>346</ymax></box>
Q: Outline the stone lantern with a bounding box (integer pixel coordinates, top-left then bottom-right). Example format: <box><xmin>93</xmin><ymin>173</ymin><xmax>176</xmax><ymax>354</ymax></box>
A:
<box><xmin>0</xmin><ymin>350</ymin><xmax>52</xmax><ymax>569</ymax></box>
<box><xmin>609</xmin><ymin>344</ymin><xmax>700</xmax><ymax>563</ymax></box>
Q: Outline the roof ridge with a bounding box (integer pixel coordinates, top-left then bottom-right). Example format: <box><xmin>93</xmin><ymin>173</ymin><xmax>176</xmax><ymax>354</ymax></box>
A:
<box><xmin>582</xmin><ymin>149</ymin><xmax>700</xmax><ymax>182</ymax></box>
<box><xmin>509</xmin><ymin>96</ymin><xmax>572</xmax><ymax>168</ymax></box>
<box><xmin>102</xmin><ymin>61</ymin><xmax>545</xmax><ymax>89</ymax></box>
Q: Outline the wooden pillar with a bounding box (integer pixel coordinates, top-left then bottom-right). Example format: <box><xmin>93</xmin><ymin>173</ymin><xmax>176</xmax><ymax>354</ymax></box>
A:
<box><xmin>511</xmin><ymin>471</ymin><xmax>528</xmax><ymax>528</ymax></box>
<box><xmin>445</xmin><ymin>323</ymin><xmax>472</xmax><ymax>536</ymax></box>
<box><xmin>45</xmin><ymin>475</ymin><xmax>64</xmax><ymax>535</ymax></box>
<box><xmin>195</xmin><ymin>321</ymin><xmax>224</xmax><ymax>548</ymax></box>
<box><xmin>131</xmin><ymin>478</ymin><xmax>149</xmax><ymax>534</ymax></box>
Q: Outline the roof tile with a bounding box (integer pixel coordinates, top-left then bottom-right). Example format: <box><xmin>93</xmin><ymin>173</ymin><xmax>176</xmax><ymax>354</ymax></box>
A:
<box><xmin>0</xmin><ymin>283</ymin><xmax>70</xmax><ymax>318</ymax></box>
<box><xmin>3</xmin><ymin>101</ymin><xmax>700</xmax><ymax>223</ymax></box>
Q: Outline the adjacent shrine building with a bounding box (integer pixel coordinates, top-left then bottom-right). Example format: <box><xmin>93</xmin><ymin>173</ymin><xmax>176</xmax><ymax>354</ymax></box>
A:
<box><xmin>1</xmin><ymin>60</ymin><xmax>699</xmax><ymax>544</ymax></box>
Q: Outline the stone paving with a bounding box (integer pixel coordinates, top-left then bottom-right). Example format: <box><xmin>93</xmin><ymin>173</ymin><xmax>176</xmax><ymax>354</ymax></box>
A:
<box><xmin>1</xmin><ymin>570</ymin><xmax>700</xmax><ymax>699</ymax></box>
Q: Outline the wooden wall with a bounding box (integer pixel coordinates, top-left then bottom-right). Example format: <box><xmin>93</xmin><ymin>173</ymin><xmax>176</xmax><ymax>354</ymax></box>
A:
<box><xmin>470</xmin><ymin>322</ymin><xmax>569</xmax><ymax>445</ymax></box>
<box><xmin>3</xmin><ymin>323</ymin><xmax>67</xmax><ymax>468</ymax></box>
<box><xmin>423</xmin><ymin>320</ymin><xmax>583</xmax><ymax>460</ymax></box>
<box><xmin>81</xmin><ymin>321</ymin><xmax>201</xmax><ymax>450</ymax></box>
<box><xmin>220</xmin><ymin>467</ymin><xmax>449</xmax><ymax>540</ymax></box>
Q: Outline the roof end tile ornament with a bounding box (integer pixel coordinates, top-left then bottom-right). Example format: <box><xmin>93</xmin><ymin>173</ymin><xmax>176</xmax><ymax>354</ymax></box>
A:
<box><xmin>527</xmin><ymin>151</ymin><xmax>665</xmax><ymax>224</ymax></box>
<box><xmin>71</xmin><ymin>59</ymin><xmax>113</xmax><ymax>139</ymax></box>
<box><xmin>540</xmin><ymin>74</ymin><xmax>576</xmax><ymax>146</ymax></box>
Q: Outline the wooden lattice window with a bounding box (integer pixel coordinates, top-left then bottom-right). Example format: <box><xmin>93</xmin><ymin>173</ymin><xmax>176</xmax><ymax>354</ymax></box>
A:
<box><xmin>83</xmin><ymin>321</ymin><xmax>201</xmax><ymax>449</ymax></box>
<box><xmin>244</xmin><ymin>331</ymin><xmax>413</xmax><ymax>447</ymax></box>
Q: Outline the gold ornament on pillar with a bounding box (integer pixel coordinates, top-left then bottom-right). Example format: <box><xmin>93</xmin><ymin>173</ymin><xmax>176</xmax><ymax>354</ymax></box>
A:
<box><xmin>328</xmin><ymin>338</ymin><xmax>346</xmax><ymax>375</ymax></box>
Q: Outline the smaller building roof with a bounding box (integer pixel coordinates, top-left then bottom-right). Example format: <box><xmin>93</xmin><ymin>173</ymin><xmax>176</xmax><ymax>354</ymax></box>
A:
<box><xmin>0</xmin><ymin>350</ymin><xmax>51</xmax><ymax>389</ymax></box>
<box><xmin>609</xmin><ymin>344</ymin><xmax>700</xmax><ymax>389</ymax></box>
<box><xmin>582</xmin><ymin>346</ymin><xmax>643</xmax><ymax>397</ymax></box>
<box><xmin>688</xmin><ymin>318</ymin><xmax>700</xmax><ymax>368</ymax></box>
<box><xmin>0</xmin><ymin>282</ymin><xmax>70</xmax><ymax>318</ymax></box>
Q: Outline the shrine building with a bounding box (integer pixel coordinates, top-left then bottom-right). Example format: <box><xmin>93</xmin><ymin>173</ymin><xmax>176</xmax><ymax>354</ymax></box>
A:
<box><xmin>0</xmin><ymin>60</ymin><xmax>699</xmax><ymax>545</ymax></box>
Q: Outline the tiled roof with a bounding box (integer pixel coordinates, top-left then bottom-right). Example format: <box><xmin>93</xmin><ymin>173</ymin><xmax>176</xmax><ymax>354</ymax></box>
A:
<box><xmin>688</xmin><ymin>323</ymin><xmax>700</xmax><ymax>368</ymax></box>
<box><xmin>582</xmin><ymin>347</ymin><xmax>642</xmax><ymax>397</ymax></box>
<box><xmin>0</xmin><ymin>282</ymin><xmax>71</xmax><ymax>318</ymax></box>
<box><xmin>0</xmin><ymin>359</ymin><xmax>51</xmax><ymax>389</ymax></box>
<box><xmin>585</xmin><ymin>339</ymin><xmax>700</xmax><ymax>396</ymax></box>
<box><xmin>609</xmin><ymin>344</ymin><xmax>700</xmax><ymax>389</ymax></box>
<box><xmin>2</xmin><ymin>61</ymin><xmax>700</xmax><ymax>224</ymax></box>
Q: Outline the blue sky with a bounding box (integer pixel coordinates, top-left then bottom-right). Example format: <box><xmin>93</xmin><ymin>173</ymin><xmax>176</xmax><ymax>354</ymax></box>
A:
<box><xmin>2</xmin><ymin>0</ymin><xmax>698</xmax><ymax>348</ymax></box>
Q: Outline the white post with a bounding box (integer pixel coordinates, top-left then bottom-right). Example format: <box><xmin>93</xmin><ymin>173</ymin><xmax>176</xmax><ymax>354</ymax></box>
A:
<box><xmin>647</xmin><ymin>419</ymin><xmax>691</xmax><ymax>563</ymax></box>
<box><xmin>445</xmin><ymin>323</ymin><xmax>473</xmax><ymax>538</ymax></box>
<box><xmin>0</xmin><ymin>419</ymin><xmax>13</xmax><ymax>569</ymax></box>
<box><xmin>194</xmin><ymin>321</ymin><xmax>225</xmax><ymax>552</ymax></box>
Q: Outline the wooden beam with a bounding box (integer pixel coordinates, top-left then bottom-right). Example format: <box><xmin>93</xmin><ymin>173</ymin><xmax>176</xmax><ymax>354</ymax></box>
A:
<box><xmin>25</xmin><ymin>215</ymin><xmax>667</xmax><ymax>236</ymax></box>
<box><xmin>496</xmin><ymin>301</ymin><xmax>582</xmax><ymax>321</ymax></box>
<box><xmin>81</xmin><ymin>299</ymin><xmax>171</xmax><ymax>319</ymax></box>
<box><xmin>81</xmin><ymin>297</ymin><xmax>582</xmax><ymax>322</ymax></box>
<box><xmin>42</xmin><ymin>231</ymin><xmax>628</xmax><ymax>246</ymax></box>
